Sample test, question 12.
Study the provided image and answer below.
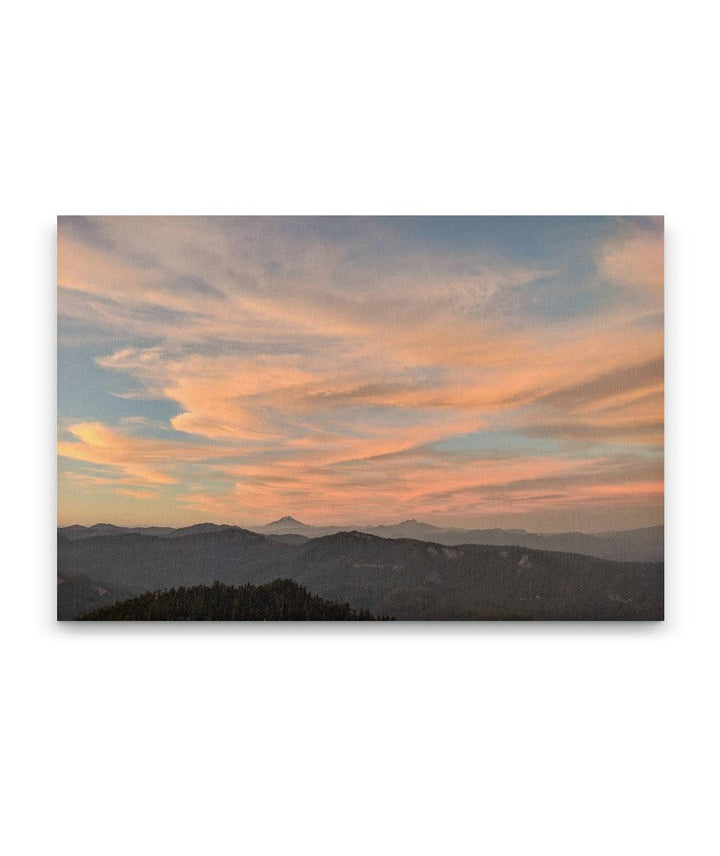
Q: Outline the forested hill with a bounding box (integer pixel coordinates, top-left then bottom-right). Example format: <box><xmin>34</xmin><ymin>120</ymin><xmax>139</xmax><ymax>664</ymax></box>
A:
<box><xmin>79</xmin><ymin>579</ymin><xmax>378</xmax><ymax>621</ymax></box>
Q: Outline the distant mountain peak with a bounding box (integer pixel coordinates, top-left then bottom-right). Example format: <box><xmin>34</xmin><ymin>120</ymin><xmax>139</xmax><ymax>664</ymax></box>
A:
<box><xmin>269</xmin><ymin>515</ymin><xmax>304</xmax><ymax>525</ymax></box>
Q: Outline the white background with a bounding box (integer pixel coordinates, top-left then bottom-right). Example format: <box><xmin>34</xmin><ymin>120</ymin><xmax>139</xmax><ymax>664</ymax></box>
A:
<box><xmin>2</xmin><ymin>2</ymin><xmax>718</xmax><ymax>854</ymax></box>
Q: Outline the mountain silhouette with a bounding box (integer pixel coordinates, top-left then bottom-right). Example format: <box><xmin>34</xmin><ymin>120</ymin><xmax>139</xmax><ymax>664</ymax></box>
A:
<box><xmin>58</xmin><ymin>527</ymin><xmax>663</xmax><ymax>620</ymax></box>
<box><xmin>59</xmin><ymin>519</ymin><xmax>663</xmax><ymax>563</ymax></box>
<box><xmin>248</xmin><ymin>517</ymin><xmax>664</xmax><ymax>563</ymax></box>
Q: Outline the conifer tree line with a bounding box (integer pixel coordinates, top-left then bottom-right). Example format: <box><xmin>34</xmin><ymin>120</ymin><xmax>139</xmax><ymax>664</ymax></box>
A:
<box><xmin>81</xmin><ymin>579</ymin><xmax>384</xmax><ymax>621</ymax></box>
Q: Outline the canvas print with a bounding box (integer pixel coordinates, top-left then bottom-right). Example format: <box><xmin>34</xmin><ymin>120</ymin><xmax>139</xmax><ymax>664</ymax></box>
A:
<box><xmin>57</xmin><ymin>216</ymin><xmax>664</xmax><ymax>620</ymax></box>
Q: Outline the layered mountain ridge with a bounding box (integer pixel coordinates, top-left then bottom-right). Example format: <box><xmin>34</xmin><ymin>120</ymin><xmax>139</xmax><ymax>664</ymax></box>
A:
<box><xmin>57</xmin><ymin>524</ymin><xmax>663</xmax><ymax>620</ymax></box>
<box><xmin>60</xmin><ymin>517</ymin><xmax>664</xmax><ymax>563</ymax></box>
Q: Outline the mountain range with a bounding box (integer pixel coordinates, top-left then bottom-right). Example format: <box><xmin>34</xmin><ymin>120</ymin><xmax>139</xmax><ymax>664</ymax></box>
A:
<box><xmin>60</xmin><ymin>517</ymin><xmax>664</xmax><ymax>563</ymax></box>
<box><xmin>57</xmin><ymin>524</ymin><xmax>663</xmax><ymax>620</ymax></box>
<box><xmin>254</xmin><ymin>517</ymin><xmax>664</xmax><ymax>562</ymax></box>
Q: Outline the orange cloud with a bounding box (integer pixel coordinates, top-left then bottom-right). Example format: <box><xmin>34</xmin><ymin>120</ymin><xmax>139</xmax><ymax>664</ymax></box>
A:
<box><xmin>58</xmin><ymin>217</ymin><xmax>664</xmax><ymax>530</ymax></box>
<box><xmin>597</xmin><ymin>223</ymin><xmax>664</xmax><ymax>291</ymax></box>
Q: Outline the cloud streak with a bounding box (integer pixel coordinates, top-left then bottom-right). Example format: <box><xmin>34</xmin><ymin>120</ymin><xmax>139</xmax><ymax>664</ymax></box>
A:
<box><xmin>57</xmin><ymin>216</ymin><xmax>664</xmax><ymax>531</ymax></box>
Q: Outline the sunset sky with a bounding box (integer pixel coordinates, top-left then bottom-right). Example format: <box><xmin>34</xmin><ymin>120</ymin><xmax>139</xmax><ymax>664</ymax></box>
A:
<box><xmin>58</xmin><ymin>216</ymin><xmax>663</xmax><ymax>532</ymax></box>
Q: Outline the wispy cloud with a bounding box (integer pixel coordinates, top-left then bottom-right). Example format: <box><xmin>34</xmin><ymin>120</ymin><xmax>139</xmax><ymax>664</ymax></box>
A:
<box><xmin>57</xmin><ymin>216</ymin><xmax>663</xmax><ymax>530</ymax></box>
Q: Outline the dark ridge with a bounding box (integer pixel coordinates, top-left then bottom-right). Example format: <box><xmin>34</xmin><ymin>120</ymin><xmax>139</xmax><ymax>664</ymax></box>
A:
<box><xmin>59</xmin><ymin>521</ymin><xmax>664</xmax><ymax>562</ymax></box>
<box><xmin>267</xmin><ymin>533</ymin><xmax>309</xmax><ymax>544</ymax></box>
<box><xmin>79</xmin><ymin>579</ymin><xmax>380</xmax><ymax>621</ymax></box>
<box><xmin>58</xmin><ymin>526</ymin><xmax>664</xmax><ymax>620</ymax></box>
<box><xmin>58</xmin><ymin>522</ymin><xmax>239</xmax><ymax>541</ymax></box>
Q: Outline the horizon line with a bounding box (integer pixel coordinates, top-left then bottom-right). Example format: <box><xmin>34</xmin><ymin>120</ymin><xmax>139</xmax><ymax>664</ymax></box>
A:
<box><xmin>57</xmin><ymin>517</ymin><xmax>665</xmax><ymax>537</ymax></box>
